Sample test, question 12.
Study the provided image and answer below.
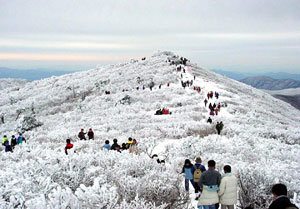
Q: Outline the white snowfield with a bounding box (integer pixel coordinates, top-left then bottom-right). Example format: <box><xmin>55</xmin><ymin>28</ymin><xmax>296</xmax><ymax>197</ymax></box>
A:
<box><xmin>0</xmin><ymin>51</ymin><xmax>299</xmax><ymax>209</ymax></box>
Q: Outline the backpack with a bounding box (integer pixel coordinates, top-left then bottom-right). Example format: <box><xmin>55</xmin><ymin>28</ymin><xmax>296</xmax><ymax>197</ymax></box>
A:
<box><xmin>193</xmin><ymin>165</ymin><xmax>202</xmax><ymax>182</ymax></box>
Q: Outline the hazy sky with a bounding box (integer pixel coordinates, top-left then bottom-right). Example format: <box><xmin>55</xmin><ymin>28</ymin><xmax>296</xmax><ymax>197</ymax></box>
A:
<box><xmin>0</xmin><ymin>0</ymin><xmax>300</xmax><ymax>72</ymax></box>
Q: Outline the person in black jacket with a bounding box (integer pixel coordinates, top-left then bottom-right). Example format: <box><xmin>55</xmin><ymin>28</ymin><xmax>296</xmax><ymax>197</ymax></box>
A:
<box><xmin>78</xmin><ymin>129</ymin><xmax>86</xmax><ymax>140</ymax></box>
<box><xmin>268</xmin><ymin>184</ymin><xmax>298</xmax><ymax>209</ymax></box>
<box><xmin>111</xmin><ymin>139</ymin><xmax>119</xmax><ymax>150</ymax></box>
<box><xmin>87</xmin><ymin>128</ymin><xmax>94</xmax><ymax>140</ymax></box>
<box><xmin>11</xmin><ymin>135</ymin><xmax>17</xmax><ymax>149</ymax></box>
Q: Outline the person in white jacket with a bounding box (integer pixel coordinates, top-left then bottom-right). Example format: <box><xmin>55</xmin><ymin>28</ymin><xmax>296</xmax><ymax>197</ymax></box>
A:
<box><xmin>218</xmin><ymin>165</ymin><xmax>237</xmax><ymax>209</ymax></box>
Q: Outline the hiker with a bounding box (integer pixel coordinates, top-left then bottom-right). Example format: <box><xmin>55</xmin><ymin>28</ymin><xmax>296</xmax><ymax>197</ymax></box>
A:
<box><xmin>17</xmin><ymin>134</ymin><xmax>26</xmax><ymax>144</ymax></box>
<box><xmin>181</xmin><ymin>74</ymin><xmax>183</xmax><ymax>78</ymax></box>
<box><xmin>78</xmin><ymin>129</ymin><xmax>86</xmax><ymax>140</ymax></box>
<box><xmin>136</xmin><ymin>87</ymin><xmax>139</xmax><ymax>90</ymax></box>
<box><xmin>204</xmin><ymin>99</ymin><xmax>208</xmax><ymax>107</ymax></box>
<box><xmin>65</xmin><ymin>139</ymin><xmax>73</xmax><ymax>155</ymax></box>
<box><xmin>105</xmin><ymin>91</ymin><xmax>110</xmax><ymax>94</ymax></box>
<box><xmin>192</xmin><ymin>157</ymin><xmax>206</xmax><ymax>194</ymax></box>
<box><xmin>167</xmin><ymin>83</ymin><xmax>170</xmax><ymax>87</ymax></box>
<box><xmin>194</xmin><ymin>75</ymin><xmax>196</xmax><ymax>80</ymax></box>
<box><xmin>215</xmin><ymin>109</ymin><xmax>219</xmax><ymax>116</ymax></box>
<box><xmin>2</xmin><ymin>135</ymin><xmax>8</xmax><ymax>146</ymax></box>
<box><xmin>143</xmin><ymin>86</ymin><xmax>145</xmax><ymax>90</ymax></box>
<box><xmin>219</xmin><ymin>122</ymin><xmax>224</xmax><ymax>134</ymax></box>
<box><xmin>4</xmin><ymin>140</ymin><xmax>13</xmax><ymax>152</ymax></box>
<box><xmin>218</xmin><ymin>165</ymin><xmax>237</xmax><ymax>209</ymax></box>
<box><xmin>210</xmin><ymin>110</ymin><xmax>215</xmax><ymax>116</ymax></box>
<box><xmin>268</xmin><ymin>184</ymin><xmax>298</xmax><ymax>209</ymax></box>
<box><xmin>103</xmin><ymin>140</ymin><xmax>111</xmax><ymax>150</ymax></box>
<box><xmin>11</xmin><ymin>135</ymin><xmax>17</xmax><ymax>148</ymax></box>
<box><xmin>141</xmin><ymin>57</ymin><xmax>146</xmax><ymax>60</ymax></box>
<box><xmin>129</xmin><ymin>139</ymin><xmax>138</xmax><ymax>154</ymax></box>
<box><xmin>197</xmin><ymin>87</ymin><xmax>201</xmax><ymax>93</ymax></box>
<box><xmin>213</xmin><ymin>103</ymin><xmax>216</xmax><ymax>109</ymax></box>
<box><xmin>215</xmin><ymin>92</ymin><xmax>219</xmax><ymax>99</ymax></box>
<box><xmin>197</xmin><ymin>160</ymin><xmax>221</xmax><ymax>209</ymax></box>
<box><xmin>216</xmin><ymin>122</ymin><xmax>223</xmax><ymax>135</ymax></box>
<box><xmin>121</xmin><ymin>143</ymin><xmax>127</xmax><ymax>150</ymax></box>
<box><xmin>111</xmin><ymin>139</ymin><xmax>119</xmax><ymax>150</ymax></box>
<box><xmin>159</xmin><ymin>84</ymin><xmax>162</xmax><ymax>89</ymax></box>
<box><xmin>209</xmin><ymin>103</ymin><xmax>213</xmax><ymax>110</ymax></box>
<box><xmin>207</xmin><ymin>117</ymin><xmax>212</xmax><ymax>124</ymax></box>
<box><xmin>210</xmin><ymin>92</ymin><xmax>214</xmax><ymax>99</ymax></box>
<box><xmin>115</xmin><ymin>145</ymin><xmax>122</xmax><ymax>153</ymax></box>
<box><xmin>182</xmin><ymin>159</ymin><xmax>196</xmax><ymax>192</ymax></box>
<box><xmin>155</xmin><ymin>109</ymin><xmax>163</xmax><ymax>115</ymax></box>
<box><xmin>87</xmin><ymin>128</ymin><xmax>94</xmax><ymax>140</ymax></box>
<box><xmin>217</xmin><ymin>103</ymin><xmax>221</xmax><ymax>110</ymax></box>
<box><xmin>162</xmin><ymin>108</ymin><xmax>169</xmax><ymax>114</ymax></box>
<box><xmin>150</xmin><ymin>86</ymin><xmax>153</xmax><ymax>91</ymax></box>
<box><xmin>126</xmin><ymin>137</ymin><xmax>133</xmax><ymax>149</ymax></box>
<box><xmin>207</xmin><ymin>93</ymin><xmax>210</xmax><ymax>100</ymax></box>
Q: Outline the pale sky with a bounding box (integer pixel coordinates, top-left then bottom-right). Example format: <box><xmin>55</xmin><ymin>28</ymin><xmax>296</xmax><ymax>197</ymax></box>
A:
<box><xmin>0</xmin><ymin>0</ymin><xmax>300</xmax><ymax>72</ymax></box>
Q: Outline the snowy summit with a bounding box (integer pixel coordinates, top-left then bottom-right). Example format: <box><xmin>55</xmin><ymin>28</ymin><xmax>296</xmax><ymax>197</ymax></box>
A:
<box><xmin>0</xmin><ymin>51</ymin><xmax>299</xmax><ymax>208</ymax></box>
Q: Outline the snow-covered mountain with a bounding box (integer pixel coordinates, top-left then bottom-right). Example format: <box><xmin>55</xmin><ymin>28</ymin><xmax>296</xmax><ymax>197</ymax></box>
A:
<box><xmin>0</xmin><ymin>78</ymin><xmax>28</xmax><ymax>91</ymax></box>
<box><xmin>0</xmin><ymin>51</ymin><xmax>299</xmax><ymax>209</ymax></box>
<box><xmin>264</xmin><ymin>88</ymin><xmax>300</xmax><ymax>111</ymax></box>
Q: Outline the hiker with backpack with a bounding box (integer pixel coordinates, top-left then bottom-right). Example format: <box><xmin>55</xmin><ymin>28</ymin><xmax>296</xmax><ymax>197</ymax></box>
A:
<box><xmin>17</xmin><ymin>134</ymin><xmax>26</xmax><ymax>144</ymax></box>
<box><xmin>126</xmin><ymin>137</ymin><xmax>133</xmax><ymax>149</ymax></box>
<box><xmin>2</xmin><ymin>135</ymin><xmax>8</xmax><ymax>146</ymax></box>
<box><xmin>197</xmin><ymin>160</ymin><xmax>221</xmax><ymax>209</ymax></box>
<box><xmin>218</xmin><ymin>165</ymin><xmax>237</xmax><ymax>209</ymax></box>
<box><xmin>204</xmin><ymin>99</ymin><xmax>208</xmax><ymax>107</ymax></box>
<box><xmin>78</xmin><ymin>129</ymin><xmax>86</xmax><ymax>140</ymax></box>
<box><xmin>87</xmin><ymin>128</ymin><xmax>94</xmax><ymax>140</ymax></box>
<box><xmin>65</xmin><ymin>139</ymin><xmax>73</xmax><ymax>155</ymax></box>
<box><xmin>268</xmin><ymin>184</ymin><xmax>298</xmax><ymax>209</ymax></box>
<box><xmin>182</xmin><ymin>159</ymin><xmax>197</xmax><ymax>192</ymax></box>
<box><xmin>192</xmin><ymin>157</ymin><xmax>206</xmax><ymax>194</ymax></box>
<box><xmin>216</xmin><ymin>122</ymin><xmax>224</xmax><ymax>135</ymax></box>
<box><xmin>11</xmin><ymin>135</ymin><xmax>17</xmax><ymax>149</ymax></box>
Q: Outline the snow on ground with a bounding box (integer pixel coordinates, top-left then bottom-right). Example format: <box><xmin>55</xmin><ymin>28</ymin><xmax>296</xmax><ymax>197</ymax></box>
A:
<box><xmin>0</xmin><ymin>51</ymin><xmax>299</xmax><ymax>208</ymax></box>
<box><xmin>0</xmin><ymin>78</ymin><xmax>28</xmax><ymax>91</ymax></box>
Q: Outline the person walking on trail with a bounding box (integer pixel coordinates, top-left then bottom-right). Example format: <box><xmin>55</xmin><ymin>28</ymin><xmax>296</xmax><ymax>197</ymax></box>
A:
<box><xmin>218</xmin><ymin>165</ymin><xmax>237</xmax><ymax>209</ymax></box>
<box><xmin>215</xmin><ymin>109</ymin><xmax>219</xmax><ymax>116</ymax></box>
<box><xmin>126</xmin><ymin>137</ymin><xmax>133</xmax><ymax>149</ymax></box>
<box><xmin>194</xmin><ymin>75</ymin><xmax>196</xmax><ymax>80</ymax></box>
<box><xmin>204</xmin><ymin>99</ymin><xmax>208</xmax><ymax>107</ymax></box>
<box><xmin>209</xmin><ymin>103</ymin><xmax>213</xmax><ymax>110</ymax></box>
<box><xmin>216</xmin><ymin>122</ymin><xmax>224</xmax><ymax>135</ymax></box>
<box><xmin>17</xmin><ymin>134</ymin><xmax>26</xmax><ymax>144</ymax></box>
<box><xmin>11</xmin><ymin>135</ymin><xmax>17</xmax><ymax>149</ymax></box>
<box><xmin>65</xmin><ymin>139</ymin><xmax>73</xmax><ymax>155</ymax></box>
<box><xmin>207</xmin><ymin>117</ymin><xmax>212</xmax><ymax>124</ymax></box>
<box><xmin>4</xmin><ymin>140</ymin><xmax>13</xmax><ymax>152</ymax></box>
<box><xmin>215</xmin><ymin>92</ymin><xmax>219</xmax><ymax>99</ymax></box>
<box><xmin>78</xmin><ymin>129</ymin><xmax>86</xmax><ymax>140</ymax></box>
<box><xmin>197</xmin><ymin>160</ymin><xmax>221</xmax><ymax>209</ymax></box>
<box><xmin>182</xmin><ymin>159</ymin><xmax>197</xmax><ymax>192</ymax></box>
<box><xmin>111</xmin><ymin>139</ymin><xmax>119</xmax><ymax>150</ymax></box>
<box><xmin>159</xmin><ymin>84</ymin><xmax>162</xmax><ymax>89</ymax></box>
<box><xmin>268</xmin><ymin>184</ymin><xmax>298</xmax><ymax>209</ymax></box>
<box><xmin>103</xmin><ymin>140</ymin><xmax>111</xmax><ymax>150</ymax></box>
<box><xmin>87</xmin><ymin>128</ymin><xmax>94</xmax><ymax>140</ymax></box>
<box><xmin>2</xmin><ymin>135</ymin><xmax>8</xmax><ymax>146</ymax></box>
<box><xmin>207</xmin><ymin>93</ymin><xmax>210</xmax><ymax>100</ymax></box>
<box><xmin>192</xmin><ymin>157</ymin><xmax>206</xmax><ymax>195</ymax></box>
<box><xmin>129</xmin><ymin>139</ymin><xmax>138</xmax><ymax>154</ymax></box>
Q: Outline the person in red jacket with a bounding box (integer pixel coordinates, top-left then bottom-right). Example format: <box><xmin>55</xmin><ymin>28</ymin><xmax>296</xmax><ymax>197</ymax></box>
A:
<box><xmin>65</xmin><ymin>139</ymin><xmax>73</xmax><ymax>155</ymax></box>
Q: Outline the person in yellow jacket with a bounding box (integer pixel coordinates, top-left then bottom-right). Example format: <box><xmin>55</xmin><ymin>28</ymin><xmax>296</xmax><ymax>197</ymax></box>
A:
<box><xmin>2</xmin><ymin>135</ymin><xmax>8</xmax><ymax>145</ymax></box>
<box><xmin>218</xmin><ymin>165</ymin><xmax>237</xmax><ymax>209</ymax></box>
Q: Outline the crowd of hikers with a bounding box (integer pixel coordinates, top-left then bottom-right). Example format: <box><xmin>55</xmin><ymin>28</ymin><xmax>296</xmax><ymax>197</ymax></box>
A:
<box><xmin>1</xmin><ymin>134</ymin><xmax>26</xmax><ymax>152</ymax></box>
<box><xmin>182</xmin><ymin>158</ymin><xmax>298</xmax><ymax>209</ymax></box>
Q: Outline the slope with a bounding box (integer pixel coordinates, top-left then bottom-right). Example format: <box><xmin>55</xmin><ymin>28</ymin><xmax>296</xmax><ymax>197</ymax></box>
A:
<box><xmin>0</xmin><ymin>51</ymin><xmax>299</xmax><ymax>208</ymax></box>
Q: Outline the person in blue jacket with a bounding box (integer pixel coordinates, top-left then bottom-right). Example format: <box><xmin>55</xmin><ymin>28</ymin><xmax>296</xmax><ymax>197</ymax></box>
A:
<box><xmin>192</xmin><ymin>157</ymin><xmax>206</xmax><ymax>194</ymax></box>
<box><xmin>182</xmin><ymin>159</ymin><xmax>196</xmax><ymax>192</ymax></box>
<box><xmin>103</xmin><ymin>140</ymin><xmax>111</xmax><ymax>150</ymax></box>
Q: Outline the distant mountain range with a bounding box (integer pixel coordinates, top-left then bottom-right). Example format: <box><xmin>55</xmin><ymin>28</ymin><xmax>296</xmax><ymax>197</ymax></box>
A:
<box><xmin>0</xmin><ymin>67</ymin><xmax>77</xmax><ymax>81</ymax></box>
<box><xmin>212</xmin><ymin>69</ymin><xmax>300</xmax><ymax>110</ymax></box>
<box><xmin>240</xmin><ymin>76</ymin><xmax>300</xmax><ymax>90</ymax></box>
<box><xmin>212</xmin><ymin>69</ymin><xmax>300</xmax><ymax>81</ymax></box>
